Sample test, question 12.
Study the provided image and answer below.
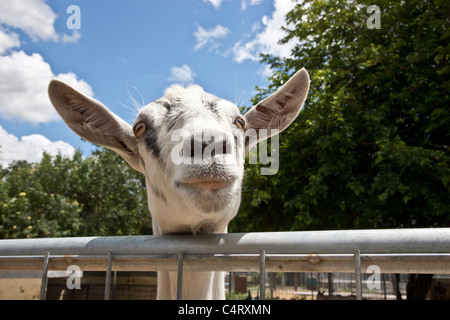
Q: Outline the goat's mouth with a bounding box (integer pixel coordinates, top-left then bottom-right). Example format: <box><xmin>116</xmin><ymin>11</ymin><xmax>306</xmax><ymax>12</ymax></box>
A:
<box><xmin>175</xmin><ymin>174</ymin><xmax>240</xmax><ymax>213</ymax></box>
<box><xmin>176</xmin><ymin>177</ymin><xmax>231</xmax><ymax>192</ymax></box>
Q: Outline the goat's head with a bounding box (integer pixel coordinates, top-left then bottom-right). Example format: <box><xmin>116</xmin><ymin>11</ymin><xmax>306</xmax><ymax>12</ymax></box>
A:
<box><xmin>48</xmin><ymin>68</ymin><xmax>309</xmax><ymax>234</ymax></box>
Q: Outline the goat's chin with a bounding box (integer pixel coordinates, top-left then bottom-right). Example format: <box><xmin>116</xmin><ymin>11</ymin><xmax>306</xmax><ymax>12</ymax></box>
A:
<box><xmin>175</xmin><ymin>178</ymin><xmax>240</xmax><ymax>214</ymax></box>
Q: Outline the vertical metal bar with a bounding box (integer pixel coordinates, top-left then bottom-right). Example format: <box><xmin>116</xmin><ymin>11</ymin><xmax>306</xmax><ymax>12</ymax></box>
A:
<box><xmin>328</xmin><ymin>273</ymin><xmax>334</xmax><ymax>297</ymax></box>
<box><xmin>113</xmin><ymin>270</ymin><xmax>117</xmax><ymax>300</ymax></box>
<box><xmin>228</xmin><ymin>272</ymin><xmax>232</xmax><ymax>295</ymax></box>
<box><xmin>354</xmin><ymin>249</ymin><xmax>362</xmax><ymax>300</ymax></box>
<box><xmin>104</xmin><ymin>252</ymin><xmax>113</xmax><ymax>300</ymax></box>
<box><xmin>269</xmin><ymin>272</ymin><xmax>274</xmax><ymax>299</ymax></box>
<box><xmin>177</xmin><ymin>251</ymin><xmax>184</xmax><ymax>300</ymax></box>
<box><xmin>260</xmin><ymin>250</ymin><xmax>266</xmax><ymax>300</ymax></box>
<box><xmin>40</xmin><ymin>252</ymin><xmax>50</xmax><ymax>300</ymax></box>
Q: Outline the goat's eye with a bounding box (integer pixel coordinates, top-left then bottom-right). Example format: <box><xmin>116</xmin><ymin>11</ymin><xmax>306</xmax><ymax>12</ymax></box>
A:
<box><xmin>234</xmin><ymin>117</ymin><xmax>245</xmax><ymax>130</ymax></box>
<box><xmin>134</xmin><ymin>122</ymin><xmax>147</xmax><ymax>138</ymax></box>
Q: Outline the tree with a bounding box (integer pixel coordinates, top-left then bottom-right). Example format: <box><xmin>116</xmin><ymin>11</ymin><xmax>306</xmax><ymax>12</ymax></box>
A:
<box><xmin>0</xmin><ymin>148</ymin><xmax>152</xmax><ymax>239</ymax></box>
<box><xmin>231</xmin><ymin>0</ymin><xmax>450</xmax><ymax>300</ymax></box>
<box><xmin>231</xmin><ymin>0</ymin><xmax>450</xmax><ymax>232</ymax></box>
<box><xmin>63</xmin><ymin>148</ymin><xmax>151</xmax><ymax>236</ymax></box>
<box><xmin>1</xmin><ymin>157</ymin><xmax>83</xmax><ymax>238</ymax></box>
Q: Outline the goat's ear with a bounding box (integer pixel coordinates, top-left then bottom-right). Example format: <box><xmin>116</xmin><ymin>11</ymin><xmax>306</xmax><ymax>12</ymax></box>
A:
<box><xmin>243</xmin><ymin>68</ymin><xmax>309</xmax><ymax>153</ymax></box>
<box><xmin>48</xmin><ymin>79</ymin><xmax>144</xmax><ymax>173</ymax></box>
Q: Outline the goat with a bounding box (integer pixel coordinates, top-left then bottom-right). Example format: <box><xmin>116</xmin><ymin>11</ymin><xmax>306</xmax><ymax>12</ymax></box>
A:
<box><xmin>47</xmin><ymin>68</ymin><xmax>309</xmax><ymax>299</ymax></box>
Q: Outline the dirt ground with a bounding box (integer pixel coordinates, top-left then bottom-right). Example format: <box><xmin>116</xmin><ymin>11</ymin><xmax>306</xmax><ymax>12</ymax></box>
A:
<box><xmin>0</xmin><ymin>278</ymin><xmax>41</xmax><ymax>300</ymax></box>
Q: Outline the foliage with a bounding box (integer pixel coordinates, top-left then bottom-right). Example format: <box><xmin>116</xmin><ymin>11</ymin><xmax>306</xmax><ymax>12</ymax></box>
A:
<box><xmin>1</xmin><ymin>0</ymin><xmax>449</xmax><ymax>238</ymax></box>
<box><xmin>225</xmin><ymin>291</ymin><xmax>248</xmax><ymax>300</ymax></box>
<box><xmin>231</xmin><ymin>0</ymin><xmax>450</xmax><ymax>232</ymax></box>
<box><xmin>0</xmin><ymin>149</ymin><xmax>152</xmax><ymax>239</ymax></box>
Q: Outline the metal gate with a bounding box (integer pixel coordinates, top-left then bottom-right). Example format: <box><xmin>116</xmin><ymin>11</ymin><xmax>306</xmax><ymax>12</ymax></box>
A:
<box><xmin>1</xmin><ymin>228</ymin><xmax>449</xmax><ymax>300</ymax></box>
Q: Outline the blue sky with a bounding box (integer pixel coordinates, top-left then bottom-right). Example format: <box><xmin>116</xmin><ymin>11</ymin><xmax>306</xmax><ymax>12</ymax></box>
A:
<box><xmin>0</xmin><ymin>0</ymin><xmax>297</xmax><ymax>166</ymax></box>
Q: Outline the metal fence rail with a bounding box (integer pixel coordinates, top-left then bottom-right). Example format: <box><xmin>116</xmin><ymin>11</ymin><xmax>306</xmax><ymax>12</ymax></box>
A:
<box><xmin>1</xmin><ymin>228</ymin><xmax>450</xmax><ymax>300</ymax></box>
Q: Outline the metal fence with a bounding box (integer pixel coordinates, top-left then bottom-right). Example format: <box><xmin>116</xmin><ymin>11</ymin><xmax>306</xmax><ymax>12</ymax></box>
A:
<box><xmin>0</xmin><ymin>228</ymin><xmax>449</xmax><ymax>300</ymax></box>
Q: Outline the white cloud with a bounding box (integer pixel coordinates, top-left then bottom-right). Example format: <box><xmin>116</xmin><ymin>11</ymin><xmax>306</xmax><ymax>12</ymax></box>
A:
<box><xmin>194</xmin><ymin>25</ymin><xmax>231</xmax><ymax>51</ymax></box>
<box><xmin>241</xmin><ymin>0</ymin><xmax>264</xmax><ymax>11</ymax></box>
<box><xmin>0</xmin><ymin>28</ymin><xmax>20</xmax><ymax>54</ymax></box>
<box><xmin>55</xmin><ymin>72</ymin><xmax>93</xmax><ymax>96</ymax></box>
<box><xmin>202</xmin><ymin>0</ymin><xmax>227</xmax><ymax>9</ymax></box>
<box><xmin>0</xmin><ymin>1</ymin><xmax>90</xmax><ymax>124</ymax></box>
<box><xmin>0</xmin><ymin>125</ymin><xmax>76</xmax><ymax>166</ymax></box>
<box><xmin>0</xmin><ymin>0</ymin><xmax>80</xmax><ymax>43</ymax></box>
<box><xmin>168</xmin><ymin>65</ymin><xmax>196</xmax><ymax>84</ymax></box>
<box><xmin>0</xmin><ymin>50</ymin><xmax>93</xmax><ymax>124</ymax></box>
<box><xmin>0</xmin><ymin>0</ymin><xmax>58</xmax><ymax>42</ymax></box>
<box><xmin>61</xmin><ymin>30</ymin><xmax>82</xmax><ymax>44</ymax></box>
<box><xmin>232</xmin><ymin>0</ymin><xmax>297</xmax><ymax>63</ymax></box>
<box><xmin>0</xmin><ymin>0</ymin><xmax>86</xmax><ymax>165</ymax></box>
<box><xmin>258</xmin><ymin>64</ymin><xmax>273</xmax><ymax>78</ymax></box>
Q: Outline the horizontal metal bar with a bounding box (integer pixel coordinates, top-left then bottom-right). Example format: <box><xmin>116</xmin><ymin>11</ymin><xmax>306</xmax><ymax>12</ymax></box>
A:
<box><xmin>1</xmin><ymin>253</ymin><xmax>450</xmax><ymax>274</ymax></box>
<box><xmin>0</xmin><ymin>228</ymin><xmax>449</xmax><ymax>256</ymax></box>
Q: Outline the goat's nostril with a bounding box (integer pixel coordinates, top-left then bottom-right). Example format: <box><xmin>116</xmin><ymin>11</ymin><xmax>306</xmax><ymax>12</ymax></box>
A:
<box><xmin>187</xmin><ymin>137</ymin><xmax>206</xmax><ymax>159</ymax></box>
<box><xmin>223</xmin><ymin>141</ymin><xmax>229</xmax><ymax>154</ymax></box>
<box><xmin>183</xmin><ymin>132</ymin><xmax>233</xmax><ymax>161</ymax></box>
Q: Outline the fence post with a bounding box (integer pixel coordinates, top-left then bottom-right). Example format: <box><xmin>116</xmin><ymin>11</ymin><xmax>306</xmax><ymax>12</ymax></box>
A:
<box><xmin>328</xmin><ymin>273</ymin><xmax>334</xmax><ymax>297</ymax></box>
<box><xmin>354</xmin><ymin>249</ymin><xmax>362</xmax><ymax>300</ymax></box>
<box><xmin>39</xmin><ymin>252</ymin><xmax>50</xmax><ymax>300</ymax></box>
<box><xmin>113</xmin><ymin>271</ymin><xmax>117</xmax><ymax>300</ymax></box>
<box><xmin>177</xmin><ymin>251</ymin><xmax>184</xmax><ymax>300</ymax></box>
<box><xmin>104</xmin><ymin>252</ymin><xmax>113</xmax><ymax>300</ymax></box>
<box><xmin>260</xmin><ymin>250</ymin><xmax>266</xmax><ymax>300</ymax></box>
